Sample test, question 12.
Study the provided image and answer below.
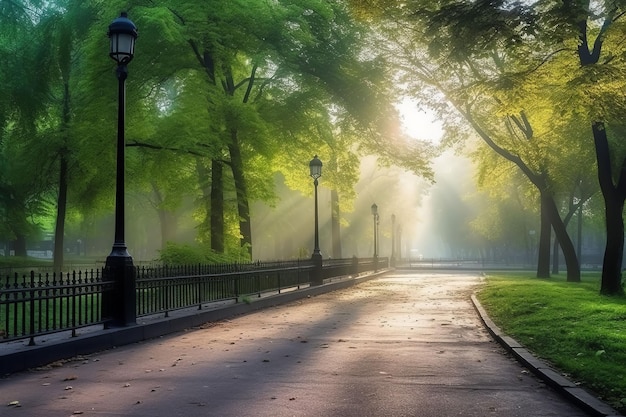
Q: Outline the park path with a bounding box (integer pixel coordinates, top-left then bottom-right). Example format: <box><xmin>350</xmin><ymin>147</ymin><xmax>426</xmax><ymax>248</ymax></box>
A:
<box><xmin>0</xmin><ymin>271</ymin><xmax>593</xmax><ymax>416</ymax></box>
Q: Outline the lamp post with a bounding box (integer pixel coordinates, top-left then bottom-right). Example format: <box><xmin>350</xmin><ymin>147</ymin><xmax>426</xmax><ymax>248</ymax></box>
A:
<box><xmin>309</xmin><ymin>155</ymin><xmax>323</xmax><ymax>285</ymax></box>
<box><xmin>391</xmin><ymin>214</ymin><xmax>396</xmax><ymax>267</ymax></box>
<box><xmin>371</xmin><ymin>203</ymin><xmax>379</xmax><ymax>271</ymax></box>
<box><xmin>103</xmin><ymin>12</ymin><xmax>138</xmax><ymax>327</ymax></box>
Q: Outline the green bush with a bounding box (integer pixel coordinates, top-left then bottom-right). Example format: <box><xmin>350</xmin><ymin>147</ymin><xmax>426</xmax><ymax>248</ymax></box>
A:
<box><xmin>157</xmin><ymin>242</ymin><xmax>249</xmax><ymax>265</ymax></box>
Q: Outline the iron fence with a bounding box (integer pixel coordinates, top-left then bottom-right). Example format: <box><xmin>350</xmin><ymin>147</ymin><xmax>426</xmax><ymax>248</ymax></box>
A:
<box><xmin>0</xmin><ymin>257</ymin><xmax>384</xmax><ymax>344</ymax></box>
<box><xmin>0</xmin><ymin>269</ymin><xmax>107</xmax><ymax>346</ymax></box>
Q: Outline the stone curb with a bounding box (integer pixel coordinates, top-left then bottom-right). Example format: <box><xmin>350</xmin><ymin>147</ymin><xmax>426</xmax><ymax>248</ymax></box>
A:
<box><xmin>0</xmin><ymin>270</ymin><xmax>388</xmax><ymax>376</ymax></box>
<box><xmin>471</xmin><ymin>294</ymin><xmax>622</xmax><ymax>417</ymax></box>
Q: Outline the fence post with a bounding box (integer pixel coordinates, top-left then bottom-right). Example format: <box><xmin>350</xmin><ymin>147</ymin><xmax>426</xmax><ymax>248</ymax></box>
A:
<box><xmin>28</xmin><ymin>271</ymin><xmax>35</xmax><ymax>346</ymax></box>
<box><xmin>71</xmin><ymin>271</ymin><xmax>77</xmax><ymax>337</ymax></box>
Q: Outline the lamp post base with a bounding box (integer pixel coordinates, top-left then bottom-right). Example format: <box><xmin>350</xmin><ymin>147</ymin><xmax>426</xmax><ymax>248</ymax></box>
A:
<box><xmin>103</xmin><ymin>246</ymin><xmax>136</xmax><ymax>327</ymax></box>
<box><xmin>311</xmin><ymin>251</ymin><xmax>323</xmax><ymax>286</ymax></box>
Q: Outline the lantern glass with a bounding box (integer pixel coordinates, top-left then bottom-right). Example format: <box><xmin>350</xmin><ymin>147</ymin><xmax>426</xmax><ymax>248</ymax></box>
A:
<box><xmin>309</xmin><ymin>155</ymin><xmax>322</xmax><ymax>180</ymax></box>
<box><xmin>108</xmin><ymin>12</ymin><xmax>138</xmax><ymax>65</ymax></box>
<box><xmin>110</xmin><ymin>32</ymin><xmax>136</xmax><ymax>64</ymax></box>
<box><xmin>371</xmin><ymin>203</ymin><xmax>378</xmax><ymax>216</ymax></box>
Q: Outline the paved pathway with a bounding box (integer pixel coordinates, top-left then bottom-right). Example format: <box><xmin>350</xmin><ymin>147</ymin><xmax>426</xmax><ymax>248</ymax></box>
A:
<box><xmin>0</xmin><ymin>271</ymin><xmax>596</xmax><ymax>416</ymax></box>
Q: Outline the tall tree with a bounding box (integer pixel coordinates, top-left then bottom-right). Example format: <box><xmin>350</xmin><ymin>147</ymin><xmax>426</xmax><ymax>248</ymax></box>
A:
<box><xmin>553</xmin><ymin>0</ymin><xmax>626</xmax><ymax>294</ymax></box>
<box><xmin>37</xmin><ymin>1</ymin><xmax>96</xmax><ymax>270</ymax></box>
<box><xmin>0</xmin><ymin>0</ymin><xmax>52</xmax><ymax>256</ymax></box>
<box><xmin>98</xmin><ymin>0</ymin><xmax>430</xmax><ymax>260</ymax></box>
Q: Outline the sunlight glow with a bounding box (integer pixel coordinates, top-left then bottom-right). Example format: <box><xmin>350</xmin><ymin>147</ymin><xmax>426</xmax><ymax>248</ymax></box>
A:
<box><xmin>396</xmin><ymin>98</ymin><xmax>443</xmax><ymax>144</ymax></box>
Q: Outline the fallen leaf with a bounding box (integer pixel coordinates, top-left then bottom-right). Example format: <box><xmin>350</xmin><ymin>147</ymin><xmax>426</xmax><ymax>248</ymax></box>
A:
<box><xmin>64</xmin><ymin>386</ymin><xmax>73</xmax><ymax>391</ymax></box>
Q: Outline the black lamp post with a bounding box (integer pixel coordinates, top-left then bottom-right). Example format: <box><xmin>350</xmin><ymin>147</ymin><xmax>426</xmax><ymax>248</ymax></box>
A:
<box><xmin>103</xmin><ymin>12</ymin><xmax>138</xmax><ymax>327</ymax></box>
<box><xmin>371</xmin><ymin>203</ymin><xmax>379</xmax><ymax>271</ymax></box>
<box><xmin>309</xmin><ymin>155</ymin><xmax>323</xmax><ymax>285</ymax></box>
<box><xmin>391</xmin><ymin>214</ymin><xmax>396</xmax><ymax>267</ymax></box>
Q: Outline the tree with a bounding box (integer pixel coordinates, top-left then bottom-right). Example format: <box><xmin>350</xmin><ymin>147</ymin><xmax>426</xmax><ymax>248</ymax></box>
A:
<box><xmin>35</xmin><ymin>1</ymin><xmax>97</xmax><ymax>270</ymax></box>
<box><xmin>0</xmin><ymin>0</ymin><xmax>52</xmax><ymax>256</ymax></box>
<box><xmin>357</xmin><ymin>1</ymin><xmax>585</xmax><ymax>280</ymax></box>
<box><xmin>95</xmin><ymin>0</ymin><xmax>431</xmax><ymax>260</ymax></box>
<box><xmin>551</xmin><ymin>0</ymin><xmax>626</xmax><ymax>294</ymax></box>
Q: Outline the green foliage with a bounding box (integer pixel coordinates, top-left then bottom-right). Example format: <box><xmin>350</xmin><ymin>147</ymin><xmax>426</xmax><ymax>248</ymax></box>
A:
<box><xmin>478</xmin><ymin>273</ymin><xmax>626</xmax><ymax>413</ymax></box>
<box><xmin>157</xmin><ymin>242</ymin><xmax>247</xmax><ymax>265</ymax></box>
<box><xmin>1</xmin><ymin>0</ymin><xmax>432</xmax><ymax>262</ymax></box>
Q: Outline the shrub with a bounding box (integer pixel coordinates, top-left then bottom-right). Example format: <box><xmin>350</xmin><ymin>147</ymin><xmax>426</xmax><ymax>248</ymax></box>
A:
<box><xmin>157</xmin><ymin>242</ymin><xmax>249</xmax><ymax>265</ymax></box>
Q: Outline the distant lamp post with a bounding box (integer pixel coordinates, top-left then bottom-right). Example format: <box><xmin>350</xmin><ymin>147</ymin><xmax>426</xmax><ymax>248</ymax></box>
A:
<box><xmin>391</xmin><ymin>214</ymin><xmax>396</xmax><ymax>267</ymax></box>
<box><xmin>309</xmin><ymin>155</ymin><xmax>323</xmax><ymax>285</ymax></box>
<box><xmin>371</xmin><ymin>203</ymin><xmax>379</xmax><ymax>271</ymax></box>
<box><xmin>104</xmin><ymin>12</ymin><xmax>138</xmax><ymax>327</ymax></box>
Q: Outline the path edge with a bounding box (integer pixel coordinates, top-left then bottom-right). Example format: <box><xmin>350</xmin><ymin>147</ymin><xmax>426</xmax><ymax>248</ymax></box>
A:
<box><xmin>471</xmin><ymin>293</ymin><xmax>622</xmax><ymax>417</ymax></box>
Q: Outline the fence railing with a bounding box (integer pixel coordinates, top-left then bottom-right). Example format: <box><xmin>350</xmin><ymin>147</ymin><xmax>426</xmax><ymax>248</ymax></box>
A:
<box><xmin>0</xmin><ymin>270</ymin><xmax>108</xmax><ymax>345</ymax></box>
<box><xmin>0</xmin><ymin>257</ymin><xmax>386</xmax><ymax>345</ymax></box>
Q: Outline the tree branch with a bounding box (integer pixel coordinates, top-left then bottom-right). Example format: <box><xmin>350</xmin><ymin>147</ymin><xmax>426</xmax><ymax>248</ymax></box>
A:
<box><xmin>126</xmin><ymin>141</ymin><xmax>206</xmax><ymax>157</ymax></box>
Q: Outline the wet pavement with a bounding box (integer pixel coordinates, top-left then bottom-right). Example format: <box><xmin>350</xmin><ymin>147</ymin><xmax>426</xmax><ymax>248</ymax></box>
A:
<box><xmin>0</xmin><ymin>271</ymin><xmax>607</xmax><ymax>416</ymax></box>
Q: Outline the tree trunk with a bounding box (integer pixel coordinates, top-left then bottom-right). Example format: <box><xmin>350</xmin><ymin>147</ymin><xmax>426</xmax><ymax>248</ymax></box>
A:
<box><xmin>551</xmin><ymin>236</ymin><xmax>559</xmax><ymax>274</ymax></box>
<box><xmin>210</xmin><ymin>159</ymin><xmax>225</xmax><ymax>253</ymax></box>
<box><xmin>196</xmin><ymin>157</ymin><xmax>225</xmax><ymax>253</ymax></box>
<box><xmin>543</xmin><ymin>192</ymin><xmax>581</xmax><ymax>282</ymax></box>
<box><xmin>53</xmin><ymin>81</ymin><xmax>72</xmax><ymax>272</ymax></box>
<box><xmin>551</xmin><ymin>197</ymin><xmax>579</xmax><ymax>275</ymax></box>
<box><xmin>601</xmin><ymin>192</ymin><xmax>625</xmax><ymax>294</ymax></box>
<box><xmin>53</xmin><ymin>155</ymin><xmax>68</xmax><ymax>272</ymax></box>
<box><xmin>592</xmin><ymin>122</ymin><xmax>625</xmax><ymax>295</ymax></box>
<box><xmin>331</xmin><ymin>189</ymin><xmax>342</xmax><ymax>258</ymax></box>
<box><xmin>537</xmin><ymin>193</ymin><xmax>551</xmax><ymax>278</ymax></box>
<box><xmin>13</xmin><ymin>234</ymin><xmax>26</xmax><ymax>257</ymax></box>
<box><xmin>228</xmin><ymin>130</ymin><xmax>252</xmax><ymax>259</ymax></box>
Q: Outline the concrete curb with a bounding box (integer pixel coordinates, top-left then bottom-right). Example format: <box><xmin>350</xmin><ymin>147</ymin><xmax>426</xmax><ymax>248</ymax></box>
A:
<box><xmin>0</xmin><ymin>270</ymin><xmax>388</xmax><ymax>376</ymax></box>
<box><xmin>471</xmin><ymin>293</ymin><xmax>622</xmax><ymax>417</ymax></box>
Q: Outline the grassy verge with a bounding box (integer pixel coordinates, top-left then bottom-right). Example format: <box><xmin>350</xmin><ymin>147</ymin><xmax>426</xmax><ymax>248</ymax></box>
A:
<box><xmin>476</xmin><ymin>272</ymin><xmax>626</xmax><ymax>414</ymax></box>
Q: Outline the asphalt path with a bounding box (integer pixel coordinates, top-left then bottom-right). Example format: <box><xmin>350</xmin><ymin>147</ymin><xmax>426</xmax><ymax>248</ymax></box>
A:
<box><xmin>0</xmin><ymin>271</ymin><xmax>594</xmax><ymax>416</ymax></box>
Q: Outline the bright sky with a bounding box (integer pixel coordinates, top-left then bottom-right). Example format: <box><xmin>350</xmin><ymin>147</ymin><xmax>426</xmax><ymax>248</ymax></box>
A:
<box><xmin>396</xmin><ymin>97</ymin><xmax>443</xmax><ymax>143</ymax></box>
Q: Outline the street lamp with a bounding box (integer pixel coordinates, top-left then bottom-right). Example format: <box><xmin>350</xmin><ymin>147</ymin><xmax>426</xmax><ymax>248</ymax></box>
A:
<box><xmin>103</xmin><ymin>12</ymin><xmax>138</xmax><ymax>327</ymax></box>
<box><xmin>371</xmin><ymin>203</ymin><xmax>379</xmax><ymax>270</ymax></box>
<box><xmin>309</xmin><ymin>155</ymin><xmax>323</xmax><ymax>285</ymax></box>
<box><xmin>391</xmin><ymin>214</ymin><xmax>396</xmax><ymax>267</ymax></box>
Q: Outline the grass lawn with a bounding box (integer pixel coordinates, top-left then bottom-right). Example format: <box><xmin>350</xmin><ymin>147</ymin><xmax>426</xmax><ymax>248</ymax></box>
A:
<box><xmin>476</xmin><ymin>272</ymin><xmax>626</xmax><ymax>413</ymax></box>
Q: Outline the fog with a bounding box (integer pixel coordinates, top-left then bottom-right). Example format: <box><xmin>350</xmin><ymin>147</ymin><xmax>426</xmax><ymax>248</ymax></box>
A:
<box><xmin>71</xmin><ymin>149</ymin><xmax>474</xmax><ymax>264</ymax></box>
<box><xmin>251</xmin><ymin>151</ymin><xmax>474</xmax><ymax>261</ymax></box>
<box><xmin>77</xmin><ymin>105</ymin><xmax>477</xmax><ymax>263</ymax></box>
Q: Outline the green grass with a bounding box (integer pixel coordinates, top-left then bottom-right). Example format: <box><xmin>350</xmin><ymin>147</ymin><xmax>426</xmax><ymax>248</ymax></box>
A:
<box><xmin>477</xmin><ymin>272</ymin><xmax>626</xmax><ymax>413</ymax></box>
<box><xmin>1</xmin><ymin>294</ymin><xmax>102</xmax><ymax>339</ymax></box>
